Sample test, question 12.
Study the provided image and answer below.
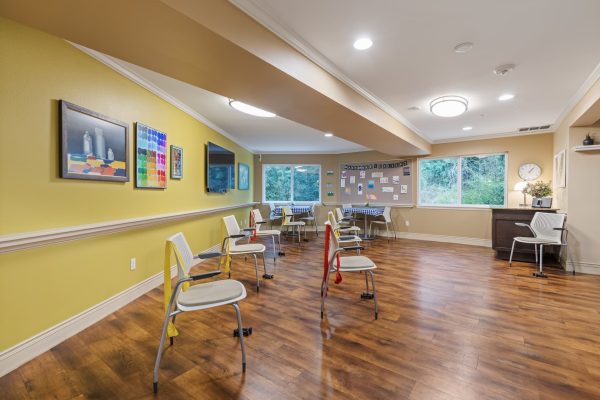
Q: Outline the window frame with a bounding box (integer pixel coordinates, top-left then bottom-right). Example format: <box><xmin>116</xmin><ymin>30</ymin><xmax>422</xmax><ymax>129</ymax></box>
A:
<box><xmin>417</xmin><ymin>152</ymin><xmax>508</xmax><ymax>209</ymax></box>
<box><xmin>262</xmin><ymin>163</ymin><xmax>321</xmax><ymax>204</ymax></box>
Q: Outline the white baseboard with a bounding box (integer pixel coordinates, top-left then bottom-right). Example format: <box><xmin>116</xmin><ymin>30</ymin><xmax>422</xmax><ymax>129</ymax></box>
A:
<box><xmin>386</xmin><ymin>231</ymin><xmax>491</xmax><ymax>247</ymax></box>
<box><xmin>565</xmin><ymin>261</ymin><xmax>600</xmax><ymax>275</ymax></box>
<box><xmin>0</xmin><ymin>244</ymin><xmax>220</xmax><ymax>377</ymax></box>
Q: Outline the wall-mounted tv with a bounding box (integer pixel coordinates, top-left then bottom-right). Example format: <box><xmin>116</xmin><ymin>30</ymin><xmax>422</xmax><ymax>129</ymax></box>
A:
<box><xmin>206</xmin><ymin>142</ymin><xmax>235</xmax><ymax>193</ymax></box>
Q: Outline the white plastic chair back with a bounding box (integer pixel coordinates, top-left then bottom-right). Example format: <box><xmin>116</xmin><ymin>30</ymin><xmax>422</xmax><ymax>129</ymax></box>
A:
<box><xmin>383</xmin><ymin>206</ymin><xmax>392</xmax><ymax>223</ymax></box>
<box><xmin>327</xmin><ymin>211</ymin><xmax>340</xmax><ymax>231</ymax></box>
<box><xmin>251</xmin><ymin>209</ymin><xmax>264</xmax><ymax>232</ymax></box>
<box><xmin>223</xmin><ymin>215</ymin><xmax>242</xmax><ymax>244</ymax></box>
<box><xmin>324</xmin><ymin>221</ymin><xmax>339</xmax><ymax>269</ymax></box>
<box><xmin>309</xmin><ymin>203</ymin><xmax>316</xmax><ymax>216</ymax></box>
<box><xmin>167</xmin><ymin>232</ymin><xmax>194</xmax><ymax>277</ymax></box>
<box><xmin>335</xmin><ymin>208</ymin><xmax>345</xmax><ymax>221</ymax></box>
<box><xmin>282</xmin><ymin>206</ymin><xmax>293</xmax><ymax>225</ymax></box>
<box><xmin>531</xmin><ymin>212</ymin><xmax>565</xmax><ymax>243</ymax></box>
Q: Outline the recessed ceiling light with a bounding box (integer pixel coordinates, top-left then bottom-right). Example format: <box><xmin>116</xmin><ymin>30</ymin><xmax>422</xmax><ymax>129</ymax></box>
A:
<box><xmin>229</xmin><ymin>99</ymin><xmax>276</xmax><ymax>117</ymax></box>
<box><xmin>324</xmin><ymin>133</ymin><xmax>334</xmax><ymax>137</ymax></box>
<box><xmin>462</xmin><ymin>126</ymin><xmax>473</xmax><ymax>131</ymax></box>
<box><xmin>498</xmin><ymin>94</ymin><xmax>515</xmax><ymax>101</ymax></box>
<box><xmin>430</xmin><ymin>96</ymin><xmax>468</xmax><ymax>118</ymax></box>
<box><xmin>353</xmin><ymin>38</ymin><xmax>373</xmax><ymax>50</ymax></box>
<box><xmin>454</xmin><ymin>42</ymin><xmax>474</xmax><ymax>53</ymax></box>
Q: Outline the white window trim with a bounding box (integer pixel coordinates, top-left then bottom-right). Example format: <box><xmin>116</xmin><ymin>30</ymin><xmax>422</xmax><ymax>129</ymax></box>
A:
<box><xmin>417</xmin><ymin>152</ymin><xmax>508</xmax><ymax>208</ymax></box>
<box><xmin>262</xmin><ymin>164</ymin><xmax>322</xmax><ymax>204</ymax></box>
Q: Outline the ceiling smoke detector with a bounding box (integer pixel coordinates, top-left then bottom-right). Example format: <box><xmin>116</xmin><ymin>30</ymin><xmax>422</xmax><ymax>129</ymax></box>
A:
<box><xmin>493</xmin><ymin>64</ymin><xmax>516</xmax><ymax>76</ymax></box>
<box><xmin>454</xmin><ymin>42</ymin><xmax>474</xmax><ymax>53</ymax></box>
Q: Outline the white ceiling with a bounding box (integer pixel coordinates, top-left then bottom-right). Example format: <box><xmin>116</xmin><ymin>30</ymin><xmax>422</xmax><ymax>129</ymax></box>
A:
<box><xmin>84</xmin><ymin>50</ymin><xmax>368</xmax><ymax>154</ymax></box>
<box><xmin>232</xmin><ymin>0</ymin><xmax>600</xmax><ymax>142</ymax></box>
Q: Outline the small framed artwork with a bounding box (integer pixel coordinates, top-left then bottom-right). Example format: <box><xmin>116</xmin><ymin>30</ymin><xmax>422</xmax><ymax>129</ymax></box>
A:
<box><xmin>136</xmin><ymin>123</ymin><xmax>167</xmax><ymax>189</ymax></box>
<box><xmin>171</xmin><ymin>145</ymin><xmax>183</xmax><ymax>179</ymax></box>
<box><xmin>553</xmin><ymin>149</ymin><xmax>566</xmax><ymax>189</ymax></box>
<box><xmin>238</xmin><ymin>162</ymin><xmax>250</xmax><ymax>190</ymax></box>
<box><xmin>60</xmin><ymin>100</ymin><xmax>129</xmax><ymax>182</ymax></box>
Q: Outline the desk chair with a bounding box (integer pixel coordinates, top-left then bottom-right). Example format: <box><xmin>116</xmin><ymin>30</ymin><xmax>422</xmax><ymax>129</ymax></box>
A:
<box><xmin>369</xmin><ymin>206</ymin><xmax>397</xmax><ymax>242</ymax></box>
<box><xmin>281</xmin><ymin>206</ymin><xmax>306</xmax><ymax>245</ymax></box>
<box><xmin>300</xmin><ymin>203</ymin><xmax>318</xmax><ymax>237</ymax></box>
<box><xmin>250</xmin><ymin>208</ymin><xmax>284</xmax><ymax>260</ymax></box>
<box><xmin>509</xmin><ymin>212</ymin><xmax>568</xmax><ymax>278</ymax></box>
<box><xmin>223</xmin><ymin>215</ymin><xmax>271</xmax><ymax>291</ymax></box>
<box><xmin>321</xmin><ymin>221</ymin><xmax>378</xmax><ymax>320</ymax></box>
<box><xmin>154</xmin><ymin>232</ymin><xmax>247</xmax><ymax>393</ymax></box>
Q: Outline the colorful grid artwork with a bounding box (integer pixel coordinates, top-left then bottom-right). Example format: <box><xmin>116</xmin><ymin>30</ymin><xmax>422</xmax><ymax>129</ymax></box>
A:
<box><xmin>136</xmin><ymin>123</ymin><xmax>167</xmax><ymax>188</ymax></box>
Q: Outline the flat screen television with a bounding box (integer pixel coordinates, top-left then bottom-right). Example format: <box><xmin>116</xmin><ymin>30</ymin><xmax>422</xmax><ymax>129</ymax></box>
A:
<box><xmin>206</xmin><ymin>142</ymin><xmax>235</xmax><ymax>193</ymax></box>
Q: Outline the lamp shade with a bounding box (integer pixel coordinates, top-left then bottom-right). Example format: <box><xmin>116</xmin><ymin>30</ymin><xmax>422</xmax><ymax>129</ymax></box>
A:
<box><xmin>513</xmin><ymin>181</ymin><xmax>528</xmax><ymax>192</ymax></box>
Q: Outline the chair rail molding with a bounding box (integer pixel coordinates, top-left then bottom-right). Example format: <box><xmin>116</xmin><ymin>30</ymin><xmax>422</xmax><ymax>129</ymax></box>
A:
<box><xmin>0</xmin><ymin>202</ymin><xmax>257</xmax><ymax>254</ymax></box>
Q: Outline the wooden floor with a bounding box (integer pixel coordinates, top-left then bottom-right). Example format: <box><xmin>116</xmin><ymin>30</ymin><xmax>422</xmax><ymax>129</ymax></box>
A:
<box><xmin>3</xmin><ymin>235</ymin><xmax>600</xmax><ymax>399</ymax></box>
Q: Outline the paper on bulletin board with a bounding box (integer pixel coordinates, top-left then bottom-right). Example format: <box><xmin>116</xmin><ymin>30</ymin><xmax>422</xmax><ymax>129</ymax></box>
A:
<box><xmin>403</xmin><ymin>166</ymin><xmax>411</xmax><ymax>176</ymax></box>
<box><xmin>393</xmin><ymin>194</ymin><xmax>399</xmax><ymax>201</ymax></box>
<box><xmin>357</xmin><ymin>183</ymin><xmax>363</xmax><ymax>195</ymax></box>
<box><xmin>342</xmin><ymin>170</ymin><xmax>348</xmax><ymax>178</ymax></box>
<box><xmin>401</xmin><ymin>184</ymin><xmax>408</xmax><ymax>194</ymax></box>
<box><xmin>382</xmin><ymin>186</ymin><xmax>394</xmax><ymax>193</ymax></box>
<box><xmin>380</xmin><ymin>177</ymin><xmax>388</xmax><ymax>184</ymax></box>
<box><xmin>360</xmin><ymin>171</ymin><xmax>366</xmax><ymax>179</ymax></box>
<box><xmin>367</xmin><ymin>180</ymin><xmax>375</xmax><ymax>189</ymax></box>
<box><xmin>368</xmin><ymin>194</ymin><xmax>377</xmax><ymax>200</ymax></box>
<box><xmin>349</xmin><ymin>176</ymin><xmax>356</xmax><ymax>184</ymax></box>
<box><xmin>340</xmin><ymin>179</ymin><xmax>346</xmax><ymax>188</ymax></box>
<box><xmin>392</xmin><ymin>176</ymin><xmax>400</xmax><ymax>184</ymax></box>
<box><xmin>372</xmin><ymin>172</ymin><xmax>383</xmax><ymax>178</ymax></box>
<box><xmin>345</xmin><ymin>188</ymin><xmax>351</xmax><ymax>194</ymax></box>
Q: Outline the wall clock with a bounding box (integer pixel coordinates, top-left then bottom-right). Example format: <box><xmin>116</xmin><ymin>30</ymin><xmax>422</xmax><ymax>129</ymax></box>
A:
<box><xmin>518</xmin><ymin>163</ymin><xmax>541</xmax><ymax>181</ymax></box>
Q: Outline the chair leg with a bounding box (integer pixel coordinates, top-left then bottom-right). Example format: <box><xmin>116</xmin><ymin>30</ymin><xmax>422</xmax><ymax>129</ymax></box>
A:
<box><xmin>277</xmin><ymin>234</ymin><xmax>285</xmax><ymax>256</ymax></box>
<box><xmin>369</xmin><ymin>270</ymin><xmax>378</xmax><ymax>320</ymax></box>
<box><xmin>386</xmin><ymin>222</ymin><xmax>390</xmax><ymax>243</ymax></box>
<box><xmin>271</xmin><ymin>235</ymin><xmax>276</xmax><ymax>262</ymax></box>
<box><xmin>153</xmin><ymin>291</ymin><xmax>179</xmax><ymax>393</ymax></box>
<box><xmin>252</xmin><ymin>254</ymin><xmax>260</xmax><ymax>292</ymax></box>
<box><xmin>509</xmin><ymin>239</ymin><xmax>516</xmax><ymax>267</ymax></box>
<box><xmin>321</xmin><ymin>271</ymin><xmax>331</xmax><ymax>319</ymax></box>
<box><xmin>535</xmin><ymin>244</ymin><xmax>538</xmax><ymax>263</ymax></box>
<box><xmin>534</xmin><ymin>244</ymin><xmax>547</xmax><ymax>278</ymax></box>
<box><xmin>261</xmin><ymin>252</ymin><xmax>273</xmax><ymax>280</ymax></box>
<box><xmin>232</xmin><ymin>303</ymin><xmax>247</xmax><ymax>373</ymax></box>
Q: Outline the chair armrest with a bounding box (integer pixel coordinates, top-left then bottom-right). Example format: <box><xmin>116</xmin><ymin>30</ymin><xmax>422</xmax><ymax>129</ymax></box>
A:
<box><xmin>229</xmin><ymin>234</ymin><xmax>246</xmax><ymax>239</ymax></box>
<box><xmin>197</xmin><ymin>252</ymin><xmax>223</xmax><ymax>259</ymax></box>
<box><xmin>515</xmin><ymin>223</ymin><xmax>530</xmax><ymax>227</ymax></box>
<box><xmin>242</xmin><ymin>228</ymin><xmax>255</xmax><ymax>232</ymax></box>
<box><xmin>341</xmin><ymin>246</ymin><xmax>365</xmax><ymax>251</ymax></box>
<box><xmin>255</xmin><ymin>221</ymin><xmax>266</xmax><ymax>224</ymax></box>
<box><xmin>553</xmin><ymin>227</ymin><xmax>567</xmax><ymax>231</ymax></box>
<box><xmin>189</xmin><ymin>270</ymin><xmax>221</xmax><ymax>281</ymax></box>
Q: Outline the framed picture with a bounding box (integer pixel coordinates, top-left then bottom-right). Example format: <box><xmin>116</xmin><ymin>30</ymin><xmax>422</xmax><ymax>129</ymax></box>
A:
<box><xmin>171</xmin><ymin>145</ymin><xmax>183</xmax><ymax>179</ymax></box>
<box><xmin>60</xmin><ymin>100</ymin><xmax>129</xmax><ymax>182</ymax></box>
<box><xmin>238</xmin><ymin>162</ymin><xmax>250</xmax><ymax>190</ymax></box>
<box><xmin>136</xmin><ymin>123</ymin><xmax>167</xmax><ymax>189</ymax></box>
<box><xmin>553</xmin><ymin>149</ymin><xmax>566</xmax><ymax>188</ymax></box>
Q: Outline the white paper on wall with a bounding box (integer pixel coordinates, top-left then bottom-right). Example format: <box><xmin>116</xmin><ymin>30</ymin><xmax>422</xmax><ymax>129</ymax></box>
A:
<box><xmin>400</xmin><ymin>184</ymin><xmax>408</xmax><ymax>194</ymax></box>
<box><xmin>349</xmin><ymin>176</ymin><xmax>356</xmax><ymax>184</ymax></box>
<box><xmin>357</xmin><ymin>183</ymin><xmax>363</xmax><ymax>195</ymax></box>
<box><xmin>360</xmin><ymin>171</ymin><xmax>366</xmax><ymax>178</ymax></box>
<box><xmin>392</xmin><ymin>176</ymin><xmax>400</xmax><ymax>184</ymax></box>
<box><xmin>382</xmin><ymin>186</ymin><xmax>394</xmax><ymax>193</ymax></box>
<box><xmin>380</xmin><ymin>177</ymin><xmax>389</xmax><ymax>184</ymax></box>
<box><xmin>340</xmin><ymin>179</ymin><xmax>346</xmax><ymax>188</ymax></box>
<box><xmin>372</xmin><ymin>172</ymin><xmax>383</xmax><ymax>178</ymax></box>
<box><xmin>341</xmin><ymin>170</ymin><xmax>347</xmax><ymax>179</ymax></box>
<box><xmin>393</xmin><ymin>194</ymin><xmax>399</xmax><ymax>201</ymax></box>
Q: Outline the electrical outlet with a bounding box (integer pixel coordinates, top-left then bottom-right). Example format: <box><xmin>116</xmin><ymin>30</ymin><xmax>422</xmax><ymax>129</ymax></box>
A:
<box><xmin>130</xmin><ymin>258</ymin><xmax>136</xmax><ymax>271</ymax></box>
<box><xmin>405</xmin><ymin>220</ymin><xmax>410</xmax><ymax>227</ymax></box>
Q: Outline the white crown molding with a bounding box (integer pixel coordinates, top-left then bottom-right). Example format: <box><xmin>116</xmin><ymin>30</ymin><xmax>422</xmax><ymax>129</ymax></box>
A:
<box><xmin>0</xmin><ymin>202</ymin><xmax>257</xmax><ymax>254</ymax></box>
<box><xmin>0</xmin><ymin>244</ymin><xmax>221</xmax><ymax>377</ymax></box>
<box><xmin>257</xmin><ymin>148</ymin><xmax>368</xmax><ymax>155</ymax></box>
<box><xmin>432</xmin><ymin>128</ymin><xmax>554</xmax><ymax>144</ymax></box>
<box><xmin>68</xmin><ymin>42</ymin><xmax>257</xmax><ymax>154</ymax></box>
<box><xmin>229</xmin><ymin>0</ymin><xmax>432</xmax><ymax>144</ymax></box>
<box><xmin>553</xmin><ymin>61</ymin><xmax>600</xmax><ymax>130</ymax></box>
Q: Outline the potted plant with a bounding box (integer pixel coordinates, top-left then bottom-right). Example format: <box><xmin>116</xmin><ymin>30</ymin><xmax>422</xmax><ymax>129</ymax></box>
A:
<box><xmin>526</xmin><ymin>180</ymin><xmax>552</xmax><ymax>204</ymax></box>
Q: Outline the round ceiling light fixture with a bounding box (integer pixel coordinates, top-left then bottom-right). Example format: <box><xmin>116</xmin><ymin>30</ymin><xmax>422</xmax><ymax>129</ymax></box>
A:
<box><xmin>324</xmin><ymin>133</ymin><xmax>334</xmax><ymax>137</ymax></box>
<box><xmin>429</xmin><ymin>96</ymin><xmax>468</xmax><ymax>117</ymax></box>
<box><xmin>462</xmin><ymin>126</ymin><xmax>473</xmax><ymax>131</ymax></box>
<box><xmin>353</xmin><ymin>37</ymin><xmax>373</xmax><ymax>50</ymax></box>
<box><xmin>498</xmin><ymin>93</ymin><xmax>515</xmax><ymax>101</ymax></box>
<box><xmin>454</xmin><ymin>42</ymin><xmax>474</xmax><ymax>53</ymax></box>
<box><xmin>229</xmin><ymin>99</ymin><xmax>276</xmax><ymax>117</ymax></box>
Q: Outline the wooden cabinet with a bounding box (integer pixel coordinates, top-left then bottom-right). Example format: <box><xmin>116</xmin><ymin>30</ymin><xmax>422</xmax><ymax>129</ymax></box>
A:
<box><xmin>491</xmin><ymin>208</ymin><xmax>557</xmax><ymax>262</ymax></box>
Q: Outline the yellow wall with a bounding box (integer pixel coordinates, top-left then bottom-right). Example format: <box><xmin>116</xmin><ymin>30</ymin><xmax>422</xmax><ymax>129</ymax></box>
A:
<box><xmin>254</xmin><ymin>133</ymin><xmax>554</xmax><ymax>241</ymax></box>
<box><xmin>0</xmin><ymin>18</ymin><xmax>253</xmax><ymax>350</ymax></box>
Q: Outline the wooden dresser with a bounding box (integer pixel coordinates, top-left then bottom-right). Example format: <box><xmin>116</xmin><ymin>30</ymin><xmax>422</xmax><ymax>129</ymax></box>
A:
<box><xmin>491</xmin><ymin>208</ymin><xmax>558</xmax><ymax>262</ymax></box>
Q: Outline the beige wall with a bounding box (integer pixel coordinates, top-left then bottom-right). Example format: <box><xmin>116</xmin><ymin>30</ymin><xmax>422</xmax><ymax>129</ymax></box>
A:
<box><xmin>254</xmin><ymin>133</ymin><xmax>554</xmax><ymax>241</ymax></box>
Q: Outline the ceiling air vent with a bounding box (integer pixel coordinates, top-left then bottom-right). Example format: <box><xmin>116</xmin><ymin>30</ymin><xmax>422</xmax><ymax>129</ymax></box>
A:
<box><xmin>519</xmin><ymin>125</ymin><xmax>551</xmax><ymax>132</ymax></box>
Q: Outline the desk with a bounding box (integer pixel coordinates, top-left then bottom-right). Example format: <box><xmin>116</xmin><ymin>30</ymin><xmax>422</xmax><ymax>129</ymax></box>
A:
<box><xmin>491</xmin><ymin>208</ymin><xmax>558</xmax><ymax>262</ymax></box>
<box><xmin>343</xmin><ymin>207</ymin><xmax>384</xmax><ymax>240</ymax></box>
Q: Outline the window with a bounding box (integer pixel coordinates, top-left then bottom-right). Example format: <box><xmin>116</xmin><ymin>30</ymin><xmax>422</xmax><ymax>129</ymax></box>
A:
<box><xmin>263</xmin><ymin>164</ymin><xmax>321</xmax><ymax>203</ymax></box>
<box><xmin>418</xmin><ymin>153</ymin><xmax>506</xmax><ymax>207</ymax></box>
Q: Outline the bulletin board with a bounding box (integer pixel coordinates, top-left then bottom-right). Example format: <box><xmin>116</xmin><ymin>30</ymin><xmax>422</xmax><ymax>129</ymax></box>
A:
<box><xmin>340</xmin><ymin>159</ymin><xmax>413</xmax><ymax>205</ymax></box>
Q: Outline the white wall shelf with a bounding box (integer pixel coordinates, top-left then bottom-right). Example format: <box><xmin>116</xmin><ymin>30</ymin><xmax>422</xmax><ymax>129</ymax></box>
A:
<box><xmin>572</xmin><ymin>145</ymin><xmax>600</xmax><ymax>152</ymax></box>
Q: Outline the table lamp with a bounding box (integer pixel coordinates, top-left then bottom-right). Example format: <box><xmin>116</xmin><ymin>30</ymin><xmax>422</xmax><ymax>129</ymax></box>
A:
<box><xmin>513</xmin><ymin>181</ymin><xmax>529</xmax><ymax>206</ymax></box>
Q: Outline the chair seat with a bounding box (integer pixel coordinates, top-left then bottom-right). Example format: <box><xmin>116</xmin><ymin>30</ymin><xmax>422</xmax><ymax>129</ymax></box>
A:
<box><xmin>514</xmin><ymin>236</ymin><xmax>560</xmax><ymax>245</ymax></box>
<box><xmin>285</xmin><ymin>221</ymin><xmax>305</xmax><ymax>226</ymax></box>
<box><xmin>230</xmin><ymin>243</ymin><xmax>265</xmax><ymax>253</ymax></box>
<box><xmin>338</xmin><ymin>235</ymin><xmax>361</xmax><ymax>243</ymax></box>
<box><xmin>370</xmin><ymin>220</ymin><xmax>388</xmax><ymax>225</ymax></box>
<box><xmin>300</xmin><ymin>216</ymin><xmax>315</xmax><ymax>221</ymax></box>
<box><xmin>257</xmin><ymin>229</ymin><xmax>280</xmax><ymax>236</ymax></box>
<box><xmin>340</xmin><ymin>226</ymin><xmax>361</xmax><ymax>232</ymax></box>
<box><xmin>178</xmin><ymin>279</ymin><xmax>246</xmax><ymax>308</ymax></box>
<box><xmin>338</xmin><ymin>256</ymin><xmax>376</xmax><ymax>271</ymax></box>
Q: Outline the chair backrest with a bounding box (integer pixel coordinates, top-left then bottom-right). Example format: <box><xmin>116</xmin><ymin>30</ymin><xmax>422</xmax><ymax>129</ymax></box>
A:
<box><xmin>530</xmin><ymin>212</ymin><xmax>566</xmax><ymax>243</ymax></box>
<box><xmin>335</xmin><ymin>207</ymin><xmax>345</xmax><ymax>221</ymax></box>
<box><xmin>282</xmin><ymin>206</ymin><xmax>293</xmax><ymax>225</ymax></box>
<box><xmin>309</xmin><ymin>203</ymin><xmax>316</xmax><ymax>216</ymax></box>
<box><xmin>223</xmin><ymin>215</ymin><xmax>242</xmax><ymax>243</ymax></box>
<box><xmin>383</xmin><ymin>206</ymin><xmax>392</xmax><ymax>222</ymax></box>
<box><xmin>251</xmin><ymin>209</ymin><xmax>264</xmax><ymax>232</ymax></box>
<box><xmin>324</xmin><ymin>221</ymin><xmax>339</xmax><ymax>270</ymax></box>
<box><xmin>167</xmin><ymin>232</ymin><xmax>194</xmax><ymax>278</ymax></box>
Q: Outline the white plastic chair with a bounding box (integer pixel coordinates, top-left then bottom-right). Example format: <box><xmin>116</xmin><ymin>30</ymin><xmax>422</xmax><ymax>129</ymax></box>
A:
<box><xmin>281</xmin><ymin>206</ymin><xmax>306</xmax><ymax>245</ymax></box>
<box><xmin>300</xmin><ymin>203</ymin><xmax>319</xmax><ymax>237</ymax></box>
<box><xmin>327</xmin><ymin>211</ymin><xmax>362</xmax><ymax>250</ymax></box>
<box><xmin>336</xmin><ymin>207</ymin><xmax>355</xmax><ymax>227</ymax></box>
<box><xmin>369</xmin><ymin>206</ymin><xmax>397</xmax><ymax>242</ymax></box>
<box><xmin>321</xmin><ymin>221</ymin><xmax>378</xmax><ymax>319</ymax></box>
<box><xmin>223</xmin><ymin>215</ymin><xmax>271</xmax><ymax>291</ymax></box>
<box><xmin>509</xmin><ymin>212</ymin><xmax>568</xmax><ymax>278</ymax></box>
<box><xmin>268</xmin><ymin>203</ymin><xmax>282</xmax><ymax>229</ymax></box>
<box><xmin>251</xmin><ymin>208</ymin><xmax>284</xmax><ymax>260</ymax></box>
<box><xmin>153</xmin><ymin>232</ymin><xmax>247</xmax><ymax>393</ymax></box>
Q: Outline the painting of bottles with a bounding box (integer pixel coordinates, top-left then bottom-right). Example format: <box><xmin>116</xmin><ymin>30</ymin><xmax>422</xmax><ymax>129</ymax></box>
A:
<box><xmin>60</xmin><ymin>101</ymin><xmax>129</xmax><ymax>182</ymax></box>
<box><xmin>135</xmin><ymin>123</ymin><xmax>167</xmax><ymax>189</ymax></box>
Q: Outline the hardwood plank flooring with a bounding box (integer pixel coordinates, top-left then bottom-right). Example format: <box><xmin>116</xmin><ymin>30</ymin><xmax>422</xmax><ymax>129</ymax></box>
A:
<box><xmin>2</xmin><ymin>236</ymin><xmax>600</xmax><ymax>399</ymax></box>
